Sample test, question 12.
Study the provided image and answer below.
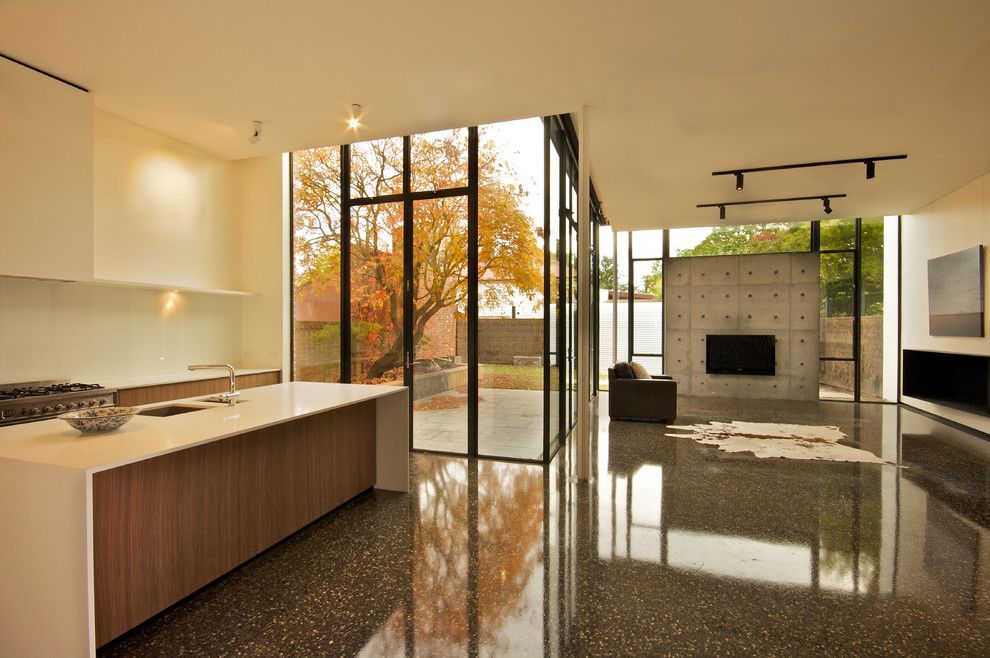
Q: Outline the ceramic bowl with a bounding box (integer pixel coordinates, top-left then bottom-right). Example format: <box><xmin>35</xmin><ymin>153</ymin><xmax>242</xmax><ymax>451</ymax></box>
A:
<box><xmin>59</xmin><ymin>406</ymin><xmax>139</xmax><ymax>434</ymax></box>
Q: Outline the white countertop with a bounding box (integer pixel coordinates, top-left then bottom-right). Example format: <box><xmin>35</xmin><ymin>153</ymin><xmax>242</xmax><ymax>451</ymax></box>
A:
<box><xmin>97</xmin><ymin>367</ymin><xmax>281</xmax><ymax>390</ymax></box>
<box><xmin>0</xmin><ymin>382</ymin><xmax>406</xmax><ymax>473</ymax></box>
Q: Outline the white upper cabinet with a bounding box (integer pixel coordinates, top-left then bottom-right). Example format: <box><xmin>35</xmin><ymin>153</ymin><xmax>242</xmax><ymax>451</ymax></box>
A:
<box><xmin>0</xmin><ymin>56</ymin><xmax>94</xmax><ymax>280</ymax></box>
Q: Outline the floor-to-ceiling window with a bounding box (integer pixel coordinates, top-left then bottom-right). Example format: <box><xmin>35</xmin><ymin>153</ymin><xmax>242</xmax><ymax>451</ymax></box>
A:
<box><xmin>291</xmin><ymin>114</ymin><xmax>588</xmax><ymax>462</ymax></box>
<box><xmin>601</xmin><ymin>218</ymin><xmax>899</xmax><ymax>402</ymax></box>
<box><xmin>597</xmin><ymin>224</ymin><xmax>615</xmax><ymax>390</ymax></box>
<box><xmin>290</xmin><ymin>146</ymin><xmax>342</xmax><ymax>383</ymax></box>
<box><xmin>590</xmin><ymin>193</ymin><xmax>604</xmax><ymax>399</ymax></box>
<box><xmin>547</xmin><ymin>128</ymin><xmax>561</xmax><ymax>450</ymax></box>
<box><xmin>818</xmin><ymin>218</ymin><xmax>857</xmax><ymax>400</ymax></box>
<box><xmin>476</xmin><ymin>119</ymin><xmax>546</xmax><ymax>460</ymax></box>
<box><xmin>630</xmin><ymin>230</ymin><xmax>664</xmax><ymax>375</ymax></box>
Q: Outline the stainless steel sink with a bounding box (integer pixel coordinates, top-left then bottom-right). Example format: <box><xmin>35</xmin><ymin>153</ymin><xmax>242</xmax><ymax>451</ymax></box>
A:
<box><xmin>138</xmin><ymin>405</ymin><xmax>210</xmax><ymax>417</ymax></box>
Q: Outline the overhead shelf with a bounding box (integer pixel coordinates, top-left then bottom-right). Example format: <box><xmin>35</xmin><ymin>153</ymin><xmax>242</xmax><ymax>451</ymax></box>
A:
<box><xmin>88</xmin><ymin>278</ymin><xmax>258</xmax><ymax>297</ymax></box>
<box><xmin>0</xmin><ymin>274</ymin><xmax>258</xmax><ymax>297</ymax></box>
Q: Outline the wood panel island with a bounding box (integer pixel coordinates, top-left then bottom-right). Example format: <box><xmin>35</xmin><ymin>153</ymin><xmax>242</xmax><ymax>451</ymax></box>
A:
<box><xmin>0</xmin><ymin>382</ymin><xmax>409</xmax><ymax>657</ymax></box>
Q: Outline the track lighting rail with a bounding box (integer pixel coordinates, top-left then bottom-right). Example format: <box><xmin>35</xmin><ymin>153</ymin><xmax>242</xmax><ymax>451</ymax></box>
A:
<box><xmin>697</xmin><ymin>194</ymin><xmax>847</xmax><ymax>220</ymax></box>
<box><xmin>713</xmin><ymin>154</ymin><xmax>906</xmax><ymax>187</ymax></box>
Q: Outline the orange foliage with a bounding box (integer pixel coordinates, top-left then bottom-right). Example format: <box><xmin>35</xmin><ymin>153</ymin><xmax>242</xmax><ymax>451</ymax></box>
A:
<box><xmin>293</xmin><ymin>130</ymin><xmax>544</xmax><ymax>379</ymax></box>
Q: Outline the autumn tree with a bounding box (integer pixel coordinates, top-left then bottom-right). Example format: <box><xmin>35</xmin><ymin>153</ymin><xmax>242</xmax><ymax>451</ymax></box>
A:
<box><xmin>293</xmin><ymin>130</ymin><xmax>544</xmax><ymax>380</ymax></box>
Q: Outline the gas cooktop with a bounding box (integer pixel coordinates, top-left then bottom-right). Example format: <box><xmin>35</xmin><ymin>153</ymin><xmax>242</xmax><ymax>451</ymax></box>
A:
<box><xmin>0</xmin><ymin>382</ymin><xmax>104</xmax><ymax>401</ymax></box>
<box><xmin>0</xmin><ymin>381</ymin><xmax>117</xmax><ymax>426</ymax></box>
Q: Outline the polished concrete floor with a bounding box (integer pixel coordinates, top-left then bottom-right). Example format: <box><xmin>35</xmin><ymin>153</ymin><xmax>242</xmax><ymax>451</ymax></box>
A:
<box><xmin>100</xmin><ymin>396</ymin><xmax>990</xmax><ymax>656</ymax></box>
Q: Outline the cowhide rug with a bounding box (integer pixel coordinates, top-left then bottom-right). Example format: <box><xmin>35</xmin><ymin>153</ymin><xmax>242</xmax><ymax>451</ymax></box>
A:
<box><xmin>665</xmin><ymin>421</ymin><xmax>899</xmax><ymax>466</ymax></box>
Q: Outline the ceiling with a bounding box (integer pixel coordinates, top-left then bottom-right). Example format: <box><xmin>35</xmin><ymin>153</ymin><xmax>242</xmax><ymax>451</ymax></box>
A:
<box><xmin>2</xmin><ymin>0</ymin><xmax>989</xmax><ymax>230</ymax></box>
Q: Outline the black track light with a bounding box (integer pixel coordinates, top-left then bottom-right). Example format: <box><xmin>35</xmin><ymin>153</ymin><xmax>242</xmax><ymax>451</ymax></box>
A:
<box><xmin>698</xmin><ymin>194</ymin><xmax>846</xmax><ymax>217</ymax></box>
<box><xmin>712</xmin><ymin>154</ymin><xmax>905</xmax><ymax>183</ymax></box>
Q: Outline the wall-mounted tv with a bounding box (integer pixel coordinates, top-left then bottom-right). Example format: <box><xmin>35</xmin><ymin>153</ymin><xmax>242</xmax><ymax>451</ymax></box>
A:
<box><xmin>928</xmin><ymin>245</ymin><xmax>985</xmax><ymax>337</ymax></box>
<box><xmin>706</xmin><ymin>334</ymin><xmax>775</xmax><ymax>376</ymax></box>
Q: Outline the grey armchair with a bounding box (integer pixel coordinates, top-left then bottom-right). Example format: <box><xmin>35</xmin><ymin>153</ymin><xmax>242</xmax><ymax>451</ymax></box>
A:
<box><xmin>607</xmin><ymin>368</ymin><xmax>677</xmax><ymax>422</ymax></box>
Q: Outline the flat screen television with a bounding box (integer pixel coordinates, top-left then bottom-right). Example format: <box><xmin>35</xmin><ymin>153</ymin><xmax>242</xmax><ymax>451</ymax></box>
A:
<box><xmin>706</xmin><ymin>334</ymin><xmax>775</xmax><ymax>376</ymax></box>
<box><xmin>928</xmin><ymin>245</ymin><xmax>985</xmax><ymax>337</ymax></box>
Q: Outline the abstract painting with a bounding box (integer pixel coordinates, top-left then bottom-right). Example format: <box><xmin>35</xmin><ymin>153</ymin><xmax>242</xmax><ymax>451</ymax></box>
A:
<box><xmin>928</xmin><ymin>245</ymin><xmax>984</xmax><ymax>337</ymax></box>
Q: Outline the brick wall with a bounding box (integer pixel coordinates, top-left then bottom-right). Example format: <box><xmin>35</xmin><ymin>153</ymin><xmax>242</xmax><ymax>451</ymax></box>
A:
<box><xmin>293</xmin><ymin>305</ymin><xmax>464</xmax><ymax>381</ymax></box>
<box><xmin>417</xmin><ymin>306</ymin><xmax>458</xmax><ymax>360</ymax></box>
<box><xmin>456</xmin><ymin>317</ymin><xmax>544</xmax><ymax>364</ymax></box>
<box><xmin>820</xmin><ymin>315</ymin><xmax>884</xmax><ymax>397</ymax></box>
<box><xmin>292</xmin><ymin>320</ymin><xmax>341</xmax><ymax>382</ymax></box>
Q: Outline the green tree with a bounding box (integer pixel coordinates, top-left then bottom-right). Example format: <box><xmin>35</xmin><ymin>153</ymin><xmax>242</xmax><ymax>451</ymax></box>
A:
<box><xmin>675</xmin><ymin>220</ymin><xmax>885</xmax><ymax>316</ymax></box>
<box><xmin>676</xmin><ymin>222</ymin><xmax>811</xmax><ymax>257</ymax></box>
<box><xmin>598</xmin><ymin>255</ymin><xmax>614</xmax><ymax>290</ymax></box>
<box><xmin>597</xmin><ymin>255</ymin><xmax>628</xmax><ymax>292</ymax></box>
<box><xmin>639</xmin><ymin>261</ymin><xmax>662</xmax><ymax>300</ymax></box>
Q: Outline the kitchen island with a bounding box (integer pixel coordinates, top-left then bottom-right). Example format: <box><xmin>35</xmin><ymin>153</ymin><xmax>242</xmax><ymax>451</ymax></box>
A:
<box><xmin>0</xmin><ymin>382</ymin><xmax>409</xmax><ymax>657</ymax></box>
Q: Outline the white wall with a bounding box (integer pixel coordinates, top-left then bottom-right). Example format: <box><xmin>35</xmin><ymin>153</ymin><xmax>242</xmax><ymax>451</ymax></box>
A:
<box><xmin>901</xmin><ymin>171</ymin><xmax>990</xmax><ymax>431</ymax></box>
<box><xmin>0</xmin><ymin>278</ymin><xmax>241</xmax><ymax>383</ymax></box>
<box><xmin>93</xmin><ymin>111</ymin><xmax>240</xmax><ymax>290</ymax></box>
<box><xmin>0</xmin><ymin>56</ymin><xmax>94</xmax><ymax>281</ymax></box>
<box><xmin>0</xmin><ymin>112</ymin><xmax>287</xmax><ymax>384</ymax></box>
<box><xmin>901</xmin><ymin>172</ymin><xmax>990</xmax><ymax>357</ymax></box>
<box><xmin>231</xmin><ymin>154</ymin><xmax>288</xmax><ymax>369</ymax></box>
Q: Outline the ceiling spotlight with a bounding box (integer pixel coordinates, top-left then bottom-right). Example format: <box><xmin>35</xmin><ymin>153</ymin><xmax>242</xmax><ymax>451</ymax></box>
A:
<box><xmin>865</xmin><ymin>160</ymin><xmax>876</xmax><ymax>179</ymax></box>
<box><xmin>247</xmin><ymin>120</ymin><xmax>262</xmax><ymax>145</ymax></box>
<box><xmin>735</xmin><ymin>172</ymin><xmax>744</xmax><ymax>191</ymax></box>
<box><xmin>822</xmin><ymin>197</ymin><xmax>832</xmax><ymax>214</ymax></box>
<box><xmin>348</xmin><ymin>103</ymin><xmax>363</xmax><ymax>130</ymax></box>
<box><xmin>719</xmin><ymin>204</ymin><xmax>726</xmax><ymax>220</ymax></box>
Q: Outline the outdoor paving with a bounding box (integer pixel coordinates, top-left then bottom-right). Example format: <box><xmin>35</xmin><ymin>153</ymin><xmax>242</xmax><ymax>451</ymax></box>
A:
<box><xmin>413</xmin><ymin>387</ymin><xmax>544</xmax><ymax>460</ymax></box>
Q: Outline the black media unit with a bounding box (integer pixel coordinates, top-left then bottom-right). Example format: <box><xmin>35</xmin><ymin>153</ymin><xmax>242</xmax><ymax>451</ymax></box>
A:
<box><xmin>706</xmin><ymin>334</ymin><xmax>776</xmax><ymax>376</ymax></box>
<box><xmin>902</xmin><ymin>349</ymin><xmax>990</xmax><ymax>415</ymax></box>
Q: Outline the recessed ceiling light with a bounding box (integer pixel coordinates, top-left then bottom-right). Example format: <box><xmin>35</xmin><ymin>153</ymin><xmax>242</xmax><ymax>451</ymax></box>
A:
<box><xmin>348</xmin><ymin>103</ymin><xmax>363</xmax><ymax>130</ymax></box>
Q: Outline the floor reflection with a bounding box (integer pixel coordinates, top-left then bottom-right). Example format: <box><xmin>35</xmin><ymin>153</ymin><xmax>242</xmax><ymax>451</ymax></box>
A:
<box><xmin>356</xmin><ymin>399</ymin><xmax>990</xmax><ymax>655</ymax></box>
<box><xmin>357</xmin><ymin>457</ymin><xmax>547</xmax><ymax>657</ymax></box>
<box><xmin>101</xmin><ymin>397</ymin><xmax>990</xmax><ymax>656</ymax></box>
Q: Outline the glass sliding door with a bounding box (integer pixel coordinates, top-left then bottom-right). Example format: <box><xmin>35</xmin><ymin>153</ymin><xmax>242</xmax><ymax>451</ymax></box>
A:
<box><xmin>291</xmin><ymin>113</ymin><xmax>583</xmax><ymax>463</ymax></box>
<box><xmin>568</xmin><ymin>223</ymin><xmax>577</xmax><ymax>430</ymax></box>
<box><xmin>819</xmin><ymin>218</ymin><xmax>857</xmax><ymax>400</ymax></box>
<box><xmin>477</xmin><ymin>119</ymin><xmax>546</xmax><ymax>460</ymax></box>
<box><xmin>548</xmin><ymin>130</ymin><xmax>561</xmax><ymax>447</ymax></box>
<box><xmin>349</xmin><ymin>202</ymin><xmax>405</xmax><ymax>385</ymax></box>
<box><xmin>410</xmin><ymin>196</ymin><xmax>469</xmax><ymax>454</ymax></box>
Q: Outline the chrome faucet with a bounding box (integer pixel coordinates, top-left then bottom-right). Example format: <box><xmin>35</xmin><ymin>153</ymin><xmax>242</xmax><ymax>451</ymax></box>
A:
<box><xmin>188</xmin><ymin>364</ymin><xmax>240</xmax><ymax>406</ymax></box>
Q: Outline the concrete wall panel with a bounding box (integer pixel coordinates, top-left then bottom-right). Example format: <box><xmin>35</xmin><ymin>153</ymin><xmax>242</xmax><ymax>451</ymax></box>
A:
<box><xmin>666</xmin><ymin>252</ymin><xmax>819</xmax><ymax>401</ymax></box>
